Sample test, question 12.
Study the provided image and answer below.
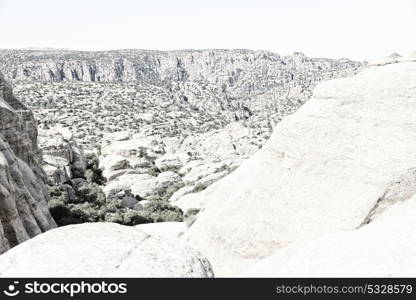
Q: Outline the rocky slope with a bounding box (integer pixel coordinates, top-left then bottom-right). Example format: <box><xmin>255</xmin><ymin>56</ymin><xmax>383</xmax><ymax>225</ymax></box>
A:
<box><xmin>0</xmin><ymin>49</ymin><xmax>363</xmax><ymax>149</ymax></box>
<box><xmin>39</xmin><ymin>125</ymin><xmax>86</xmax><ymax>185</ymax></box>
<box><xmin>181</xmin><ymin>54</ymin><xmax>416</xmax><ymax>275</ymax></box>
<box><xmin>0</xmin><ymin>223</ymin><xmax>214</xmax><ymax>277</ymax></box>
<box><xmin>0</xmin><ymin>49</ymin><xmax>363</xmax><ymax>215</ymax></box>
<box><xmin>0</xmin><ymin>73</ymin><xmax>56</xmax><ymax>253</ymax></box>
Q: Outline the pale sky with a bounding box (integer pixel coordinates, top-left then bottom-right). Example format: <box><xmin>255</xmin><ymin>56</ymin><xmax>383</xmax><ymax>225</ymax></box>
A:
<box><xmin>0</xmin><ymin>0</ymin><xmax>415</xmax><ymax>60</ymax></box>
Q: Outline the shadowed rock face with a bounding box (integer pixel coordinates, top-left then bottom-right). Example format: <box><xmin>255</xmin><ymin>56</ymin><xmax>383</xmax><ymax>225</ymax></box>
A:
<box><xmin>0</xmin><ymin>72</ymin><xmax>56</xmax><ymax>253</ymax></box>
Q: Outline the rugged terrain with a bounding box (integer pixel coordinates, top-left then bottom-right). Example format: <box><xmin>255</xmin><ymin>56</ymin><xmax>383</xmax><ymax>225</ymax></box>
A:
<box><xmin>0</xmin><ymin>223</ymin><xmax>214</xmax><ymax>277</ymax></box>
<box><xmin>0</xmin><ymin>72</ymin><xmax>214</xmax><ymax>275</ymax></box>
<box><xmin>0</xmin><ymin>49</ymin><xmax>363</xmax><ymax>149</ymax></box>
<box><xmin>0</xmin><ymin>49</ymin><xmax>363</xmax><ymax>222</ymax></box>
<box><xmin>1</xmin><ymin>50</ymin><xmax>416</xmax><ymax>277</ymax></box>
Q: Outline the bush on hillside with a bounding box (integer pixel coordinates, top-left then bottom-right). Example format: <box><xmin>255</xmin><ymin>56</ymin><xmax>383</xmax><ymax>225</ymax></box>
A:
<box><xmin>85</xmin><ymin>153</ymin><xmax>106</xmax><ymax>185</ymax></box>
<box><xmin>48</xmin><ymin>184</ymin><xmax>183</xmax><ymax>226</ymax></box>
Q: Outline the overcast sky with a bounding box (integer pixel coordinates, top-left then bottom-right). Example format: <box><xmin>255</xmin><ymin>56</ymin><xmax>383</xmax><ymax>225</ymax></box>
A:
<box><xmin>0</xmin><ymin>0</ymin><xmax>415</xmax><ymax>60</ymax></box>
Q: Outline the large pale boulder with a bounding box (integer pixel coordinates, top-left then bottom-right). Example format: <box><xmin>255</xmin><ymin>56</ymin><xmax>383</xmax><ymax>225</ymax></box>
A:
<box><xmin>38</xmin><ymin>126</ymin><xmax>87</xmax><ymax>184</ymax></box>
<box><xmin>169</xmin><ymin>185</ymin><xmax>196</xmax><ymax>202</ymax></box>
<box><xmin>102</xmin><ymin>131</ymin><xmax>131</xmax><ymax>144</ymax></box>
<box><xmin>177</xmin><ymin>122</ymin><xmax>262</xmax><ymax>161</ymax></box>
<box><xmin>183</xmin><ymin>58</ymin><xmax>416</xmax><ymax>275</ymax></box>
<box><xmin>174</xmin><ymin>192</ymin><xmax>207</xmax><ymax>214</ymax></box>
<box><xmin>103</xmin><ymin>173</ymin><xmax>158</xmax><ymax>197</ymax></box>
<box><xmin>155</xmin><ymin>153</ymin><xmax>183</xmax><ymax>171</ymax></box>
<box><xmin>99</xmin><ymin>154</ymin><xmax>131</xmax><ymax>172</ymax></box>
<box><xmin>99</xmin><ymin>154</ymin><xmax>132</xmax><ymax>180</ymax></box>
<box><xmin>103</xmin><ymin>172</ymin><xmax>183</xmax><ymax>199</ymax></box>
<box><xmin>100</xmin><ymin>135</ymin><xmax>164</xmax><ymax>159</ymax></box>
<box><xmin>156</xmin><ymin>171</ymin><xmax>183</xmax><ymax>191</ymax></box>
<box><xmin>0</xmin><ymin>223</ymin><xmax>214</xmax><ymax>277</ymax></box>
<box><xmin>0</xmin><ymin>73</ymin><xmax>56</xmax><ymax>253</ymax></box>
<box><xmin>181</xmin><ymin>161</ymin><xmax>229</xmax><ymax>185</ymax></box>
<box><xmin>246</xmin><ymin>194</ymin><xmax>416</xmax><ymax>277</ymax></box>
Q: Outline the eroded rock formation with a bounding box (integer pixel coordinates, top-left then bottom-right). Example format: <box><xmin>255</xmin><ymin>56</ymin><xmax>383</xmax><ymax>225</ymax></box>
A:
<box><xmin>0</xmin><ymin>73</ymin><xmax>56</xmax><ymax>253</ymax></box>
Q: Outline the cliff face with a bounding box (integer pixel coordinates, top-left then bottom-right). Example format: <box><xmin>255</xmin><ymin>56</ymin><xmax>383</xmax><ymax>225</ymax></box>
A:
<box><xmin>0</xmin><ymin>73</ymin><xmax>56</xmax><ymax>253</ymax></box>
<box><xmin>0</xmin><ymin>49</ymin><xmax>362</xmax><ymax>93</ymax></box>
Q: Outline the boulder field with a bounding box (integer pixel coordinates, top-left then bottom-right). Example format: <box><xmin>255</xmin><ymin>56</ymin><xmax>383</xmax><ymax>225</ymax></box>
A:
<box><xmin>2</xmin><ymin>54</ymin><xmax>416</xmax><ymax>277</ymax></box>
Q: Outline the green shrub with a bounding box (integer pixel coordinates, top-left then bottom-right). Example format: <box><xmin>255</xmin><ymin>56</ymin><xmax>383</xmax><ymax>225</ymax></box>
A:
<box><xmin>48</xmin><ymin>198</ymin><xmax>75</xmax><ymax>226</ymax></box>
<box><xmin>184</xmin><ymin>208</ymin><xmax>200</xmax><ymax>219</ymax></box>
<box><xmin>146</xmin><ymin>165</ymin><xmax>160</xmax><ymax>177</ymax></box>
<box><xmin>48</xmin><ymin>185</ymin><xmax>65</xmax><ymax>198</ymax></box>
<box><xmin>151</xmin><ymin>181</ymin><xmax>185</xmax><ymax>202</ymax></box>
<box><xmin>85</xmin><ymin>153</ymin><xmax>105</xmax><ymax>185</ymax></box>
<box><xmin>193</xmin><ymin>183</ymin><xmax>207</xmax><ymax>193</ymax></box>
<box><xmin>120</xmin><ymin>201</ymin><xmax>184</xmax><ymax>225</ymax></box>
<box><xmin>122</xmin><ymin>210</ymin><xmax>153</xmax><ymax>225</ymax></box>
<box><xmin>47</xmin><ymin>157</ymin><xmax>184</xmax><ymax>227</ymax></box>
<box><xmin>145</xmin><ymin>200</ymin><xmax>184</xmax><ymax>222</ymax></box>
<box><xmin>75</xmin><ymin>182</ymin><xmax>106</xmax><ymax>205</ymax></box>
<box><xmin>184</xmin><ymin>208</ymin><xmax>200</xmax><ymax>227</ymax></box>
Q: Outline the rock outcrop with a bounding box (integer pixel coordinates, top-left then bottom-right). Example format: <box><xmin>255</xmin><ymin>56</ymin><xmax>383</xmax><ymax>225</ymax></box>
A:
<box><xmin>0</xmin><ymin>223</ymin><xmax>214</xmax><ymax>277</ymax></box>
<box><xmin>246</xmin><ymin>193</ymin><xmax>416</xmax><ymax>277</ymax></box>
<box><xmin>0</xmin><ymin>73</ymin><xmax>56</xmax><ymax>253</ymax></box>
<box><xmin>39</xmin><ymin>125</ymin><xmax>87</xmax><ymax>185</ymax></box>
<box><xmin>0</xmin><ymin>49</ymin><xmax>361</xmax><ymax>90</ymax></box>
<box><xmin>99</xmin><ymin>131</ymin><xmax>237</xmax><ymax>210</ymax></box>
<box><xmin>182</xmin><ymin>56</ymin><xmax>416</xmax><ymax>275</ymax></box>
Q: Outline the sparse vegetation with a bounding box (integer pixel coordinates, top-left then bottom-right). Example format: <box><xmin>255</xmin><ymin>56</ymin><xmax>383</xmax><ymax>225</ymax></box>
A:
<box><xmin>7</xmin><ymin>49</ymin><xmax>362</xmax><ymax>231</ymax></box>
<box><xmin>48</xmin><ymin>183</ymin><xmax>184</xmax><ymax>226</ymax></box>
<box><xmin>85</xmin><ymin>153</ymin><xmax>106</xmax><ymax>185</ymax></box>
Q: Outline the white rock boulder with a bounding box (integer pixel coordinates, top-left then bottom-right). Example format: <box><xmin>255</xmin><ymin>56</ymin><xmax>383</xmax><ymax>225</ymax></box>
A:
<box><xmin>181</xmin><ymin>161</ymin><xmax>228</xmax><ymax>185</ymax></box>
<box><xmin>39</xmin><ymin>126</ymin><xmax>87</xmax><ymax>183</ymax></box>
<box><xmin>103</xmin><ymin>172</ymin><xmax>183</xmax><ymax>199</ymax></box>
<box><xmin>0</xmin><ymin>223</ymin><xmax>214</xmax><ymax>277</ymax></box>
<box><xmin>103</xmin><ymin>173</ymin><xmax>158</xmax><ymax>198</ymax></box>
<box><xmin>155</xmin><ymin>153</ymin><xmax>183</xmax><ymax>171</ymax></box>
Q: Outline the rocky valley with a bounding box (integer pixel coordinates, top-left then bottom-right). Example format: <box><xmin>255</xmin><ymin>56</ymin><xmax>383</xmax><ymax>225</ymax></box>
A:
<box><xmin>0</xmin><ymin>49</ymin><xmax>363</xmax><ymax>225</ymax></box>
<box><xmin>1</xmin><ymin>47</ymin><xmax>416</xmax><ymax>277</ymax></box>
